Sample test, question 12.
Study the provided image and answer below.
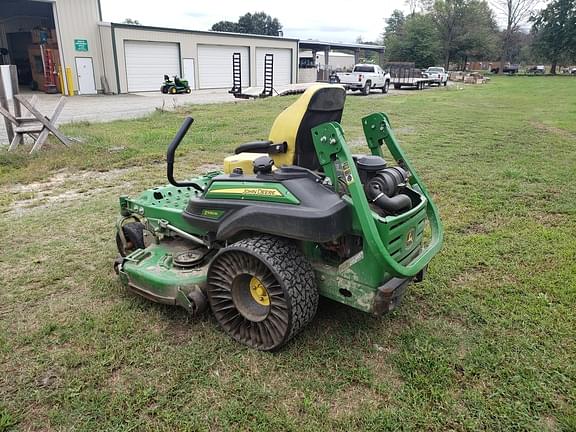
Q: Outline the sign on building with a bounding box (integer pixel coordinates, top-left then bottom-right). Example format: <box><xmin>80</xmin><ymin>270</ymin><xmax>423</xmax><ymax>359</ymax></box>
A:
<box><xmin>74</xmin><ymin>39</ymin><xmax>89</xmax><ymax>52</ymax></box>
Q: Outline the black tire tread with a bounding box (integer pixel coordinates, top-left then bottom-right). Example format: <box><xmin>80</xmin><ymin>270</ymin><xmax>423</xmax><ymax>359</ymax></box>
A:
<box><xmin>209</xmin><ymin>235</ymin><xmax>318</xmax><ymax>349</ymax></box>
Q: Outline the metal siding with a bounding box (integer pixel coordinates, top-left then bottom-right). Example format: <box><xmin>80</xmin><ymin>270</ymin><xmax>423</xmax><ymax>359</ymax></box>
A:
<box><xmin>53</xmin><ymin>0</ymin><xmax>104</xmax><ymax>93</ymax></box>
<box><xmin>97</xmin><ymin>24</ymin><xmax>117</xmax><ymax>93</ymax></box>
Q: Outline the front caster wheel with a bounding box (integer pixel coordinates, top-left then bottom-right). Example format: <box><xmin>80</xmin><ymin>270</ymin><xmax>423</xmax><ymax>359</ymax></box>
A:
<box><xmin>115</xmin><ymin>222</ymin><xmax>146</xmax><ymax>257</ymax></box>
<box><xmin>207</xmin><ymin>235</ymin><xmax>318</xmax><ymax>351</ymax></box>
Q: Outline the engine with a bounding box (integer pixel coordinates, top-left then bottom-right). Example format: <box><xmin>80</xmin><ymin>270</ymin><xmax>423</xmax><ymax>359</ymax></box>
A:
<box><xmin>355</xmin><ymin>155</ymin><xmax>413</xmax><ymax>216</ymax></box>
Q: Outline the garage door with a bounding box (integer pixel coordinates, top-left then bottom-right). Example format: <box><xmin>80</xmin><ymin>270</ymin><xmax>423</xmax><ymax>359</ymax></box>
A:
<box><xmin>198</xmin><ymin>45</ymin><xmax>249</xmax><ymax>89</ymax></box>
<box><xmin>124</xmin><ymin>41</ymin><xmax>180</xmax><ymax>92</ymax></box>
<box><xmin>256</xmin><ymin>48</ymin><xmax>292</xmax><ymax>87</ymax></box>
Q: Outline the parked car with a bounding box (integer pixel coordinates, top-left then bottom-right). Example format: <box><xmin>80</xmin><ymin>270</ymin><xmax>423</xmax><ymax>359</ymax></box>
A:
<box><xmin>527</xmin><ymin>65</ymin><xmax>545</xmax><ymax>74</ymax></box>
<box><xmin>571</xmin><ymin>67</ymin><xmax>576</xmax><ymax>75</ymax></box>
<box><xmin>336</xmin><ymin>64</ymin><xmax>391</xmax><ymax>95</ymax></box>
<box><xmin>423</xmin><ymin>67</ymin><xmax>448</xmax><ymax>86</ymax></box>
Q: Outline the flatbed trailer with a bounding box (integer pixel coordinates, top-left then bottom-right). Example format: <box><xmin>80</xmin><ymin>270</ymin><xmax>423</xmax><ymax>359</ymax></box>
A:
<box><xmin>388</xmin><ymin>65</ymin><xmax>435</xmax><ymax>90</ymax></box>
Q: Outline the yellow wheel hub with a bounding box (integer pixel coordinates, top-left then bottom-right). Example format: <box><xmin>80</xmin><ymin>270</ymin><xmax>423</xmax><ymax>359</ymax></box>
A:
<box><xmin>249</xmin><ymin>277</ymin><xmax>270</xmax><ymax>306</ymax></box>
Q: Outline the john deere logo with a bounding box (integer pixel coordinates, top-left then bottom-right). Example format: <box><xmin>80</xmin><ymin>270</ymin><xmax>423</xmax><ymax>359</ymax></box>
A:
<box><xmin>210</xmin><ymin>188</ymin><xmax>283</xmax><ymax>197</ymax></box>
<box><xmin>406</xmin><ymin>229</ymin><xmax>415</xmax><ymax>247</ymax></box>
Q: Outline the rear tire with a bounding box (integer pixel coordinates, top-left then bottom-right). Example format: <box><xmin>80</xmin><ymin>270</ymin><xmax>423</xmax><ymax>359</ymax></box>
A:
<box><xmin>362</xmin><ymin>80</ymin><xmax>371</xmax><ymax>95</ymax></box>
<box><xmin>207</xmin><ymin>235</ymin><xmax>318</xmax><ymax>351</ymax></box>
<box><xmin>382</xmin><ymin>80</ymin><xmax>389</xmax><ymax>93</ymax></box>
<box><xmin>394</xmin><ymin>83</ymin><xmax>401</xmax><ymax>90</ymax></box>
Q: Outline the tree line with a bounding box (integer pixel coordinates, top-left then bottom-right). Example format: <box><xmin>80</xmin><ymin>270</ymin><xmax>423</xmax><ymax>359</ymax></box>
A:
<box><xmin>206</xmin><ymin>5</ymin><xmax>575</xmax><ymax>73</ymax></box>
<box><xmin>382</xmin><ymin>0</ymin><xmax>576</xmax><ymax>73</ymax></box>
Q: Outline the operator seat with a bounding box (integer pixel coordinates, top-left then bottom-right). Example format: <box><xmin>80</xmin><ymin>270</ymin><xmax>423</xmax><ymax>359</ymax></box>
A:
<box><xmin>223</xmin><ymin>84</ymin><xmax>346</xmax><ymax>174</ymax></box>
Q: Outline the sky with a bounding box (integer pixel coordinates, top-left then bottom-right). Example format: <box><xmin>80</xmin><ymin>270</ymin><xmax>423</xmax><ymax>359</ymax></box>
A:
<box><xmin>99</xmin><ymin>0</ymin><xmax>411</xmax><ymax>43</ymax></box>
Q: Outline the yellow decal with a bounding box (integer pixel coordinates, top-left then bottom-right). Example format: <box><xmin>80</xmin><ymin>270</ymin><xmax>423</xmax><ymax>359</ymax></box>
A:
<box><xmin>406</xmin><ymin>229</ymin><xmax>415</xmax><ymax>247</ymax></box>
<box><xmin>210</xmin><ymin>188</ymin><xmax>283</xmax><ymax>197</ymax></box>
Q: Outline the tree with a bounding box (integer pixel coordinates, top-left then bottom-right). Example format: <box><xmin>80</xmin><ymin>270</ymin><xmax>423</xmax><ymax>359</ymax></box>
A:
<box><xmin>431</xmin><ymin>0</ymin><xmax>468</xmax><ymax>69</ymax></box>
<box><xmin>491</xmin><ymin>0</ymin><xmax>539</xmax><ymax>72</ymax></box>
<box><xmin>530</xmin><ymin>0</ymin><xmax>576</xmax><ymax>74</ymax></box>
<box><xmin>400</xmin><ymin>14</ymin><xmax>442</xmax><ymax>67</ymax></box>
<box><xmin>383</xmin><ymin>10</ymin><xmax>441</xmax><ymax>67</ymax></box>
<box><xmin>212</xmin><ymin>12</ymin><xmax>282</xmax><ymax>36</ymax></box>
<box><xmin>122</xmin><ymin>18</ymin><xmax>141</xmax><ymax>25</ymax></box>
<box><xmin>211</xmin><ymin>21</ymin><xmax>240</xmax><ymax>33</ymax></box>
<box><xmin>455</xmin><ymin>0</ymin><xmax>499</xmax><ymax>69</ymax></box>
<box><xmin>382</xmin><ymin>10</ymin><xmax>406</xmax><ymax>61</ymax></box>
<box><xmin>431</xmin><ymin>0</ymin><xmax>498</xmax><ymax>69</ymax></box>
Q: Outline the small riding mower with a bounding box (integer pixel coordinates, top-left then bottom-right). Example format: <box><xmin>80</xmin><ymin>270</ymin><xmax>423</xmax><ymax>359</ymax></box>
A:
<box><xmin>114</xmin><ymin>84</ymin><xmax>443</xmax><ymax>351</ymax></box>
<box><xmin>161</xmin><ymin>75</ymin><xmax>191</xmax><ymax>94</ymax></box>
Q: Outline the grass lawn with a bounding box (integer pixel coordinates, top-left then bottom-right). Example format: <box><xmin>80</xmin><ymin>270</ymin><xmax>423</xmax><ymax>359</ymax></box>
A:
<box><xmin>0</xmin><ymin>77</ymin><xmax>575</xmax><ymax>431</ymax></box>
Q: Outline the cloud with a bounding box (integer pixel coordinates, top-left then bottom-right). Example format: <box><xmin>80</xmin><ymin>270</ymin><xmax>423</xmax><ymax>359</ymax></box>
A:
<box><xmin>185</xmin><ymin>12</ymin><xmax>211</xmax><ymax>18</ymax></box>
<box><xmin>286</xmin><ymin>25</ymin><xmax>366</xmax><ymax>33</ymax></box>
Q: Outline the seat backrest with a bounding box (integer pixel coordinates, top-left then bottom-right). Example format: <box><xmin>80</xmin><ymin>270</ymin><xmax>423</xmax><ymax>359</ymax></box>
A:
<box><xmin>268</xmin><ymin>84</ymin><xmax>346</xmax><ymax>170</ymax></box>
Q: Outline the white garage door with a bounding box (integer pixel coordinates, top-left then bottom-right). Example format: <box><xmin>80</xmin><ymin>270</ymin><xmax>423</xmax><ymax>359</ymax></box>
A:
<box><xmin>124</xmin><ymin>41</ymin><xmax>180</xmax><ymax>92</ymax></box>
<box><xmin>256</xmin><ymin>48</ymin><xmax>292</xmax><ymax>87</ymax></box>
<box><xmin>198</xmin><ymin>45</ymin><xmax>249</xmax><ymax>89</ymax></box>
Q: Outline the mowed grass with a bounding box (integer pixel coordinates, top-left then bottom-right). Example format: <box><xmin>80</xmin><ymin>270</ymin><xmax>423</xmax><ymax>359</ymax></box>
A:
<box><xmin>0</xmin><ymin>77</ymin><xmax>575</xmax><ymax>431</ymax></box>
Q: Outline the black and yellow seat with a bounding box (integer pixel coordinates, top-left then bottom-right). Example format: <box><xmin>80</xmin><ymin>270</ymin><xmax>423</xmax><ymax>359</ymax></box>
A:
<box><xmin>223</xmin><ymin>83</ymin><xmax>346</xmax><ymax>174</ymax></box>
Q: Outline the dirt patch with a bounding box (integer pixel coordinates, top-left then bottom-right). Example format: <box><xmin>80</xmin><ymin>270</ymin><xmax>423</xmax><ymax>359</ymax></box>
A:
<box><xmin>327</xmin><ymin>384</ymin><xmax>386</xmax><ymax>417</ymax></box>
<box><xmin>195</xmin><ymin>163</ymin><xmax>222</xmax><ymax>173</ymax></box>
<box><xmin>2</xmin><ymin>168</ymin><xmax>132</xmax><ymax>195</ymax></box>
<box><xmin>456</xmin><ymin>216</ymin><xmax>508</xmax><ymax>235</ymax></box>
<box><xmin>3</xmin><ymin>168</ymin><xmax>134</xmax><ymax>216</ymax></box>
<box><xmin>533</xmin><ymin>122</ymin><xmax>576</xmax><ymax>140</ymax></box>
<box><xmin>532</xmin><ymin>212</ymin><xmax>569</xmax><ymax>228</ymax></box>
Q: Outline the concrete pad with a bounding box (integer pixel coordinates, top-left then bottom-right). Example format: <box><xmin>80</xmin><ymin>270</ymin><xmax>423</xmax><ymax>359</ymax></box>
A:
<box><xmin>0</xmin><ymin>88</ymin><xmax>242</xmax><ymax>146</ymax></box>
<box><xmin>240</xmin><ymin>82</ymin><xmax>320</xmax><ymax>97</ymax></box>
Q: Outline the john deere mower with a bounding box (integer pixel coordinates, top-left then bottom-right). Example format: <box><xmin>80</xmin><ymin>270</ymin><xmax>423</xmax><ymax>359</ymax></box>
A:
<box><xmin>114</xmin><ymin>84</ymin><xmax>443</xmax><ymax>350</ymax></box>
<box><xmin>161</xmin><ymin>75</ymin><xmax>191</xmax><ymax>94</ymax></box>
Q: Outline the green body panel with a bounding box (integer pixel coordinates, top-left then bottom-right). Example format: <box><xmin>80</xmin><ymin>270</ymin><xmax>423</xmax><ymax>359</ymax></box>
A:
<box><xmin>205</xmin><ymin>181</ymin><xmax>300</xmax><ymax>205</ymax></box>
<box><xmin>120</xmin><ymin>174</ymin><xmax>217</xmax><ymax>235</ymax></box>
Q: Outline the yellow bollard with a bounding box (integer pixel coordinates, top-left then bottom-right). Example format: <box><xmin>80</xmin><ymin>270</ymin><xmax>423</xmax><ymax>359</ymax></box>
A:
<box><xmin>58</xmin><ymin>66</ymin><xmax>65</xmax><ymax>94</ymax></box>
<box><xmin>65</xmin><ymin>66</ymin><xmax>75</xmax><ymax>95</ymax></box>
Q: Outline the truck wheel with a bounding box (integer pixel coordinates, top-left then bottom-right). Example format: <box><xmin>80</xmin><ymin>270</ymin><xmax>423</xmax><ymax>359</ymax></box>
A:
<box><xmin>394</xmin><ymin>83</ymin><xmax>401</xmax><ymax>90</ymax></box>
<box><xmin>362</xmin><ymin>81</ymin><xmax>371</xmax><ymax>95</ymax></box>
<box><xmin>382</xmin><ymin>80</ymin><xmax>390</xmax><ymax>94</ymax></box>
<box><xmin>207</xmin><ymin>235</ymin><xmax>318</xmax><ymax>351</ymax></box>
<box><xmin>443</xmin><ymin>80</ymin><xmax>447</xmax><ymax>86</ymax></box>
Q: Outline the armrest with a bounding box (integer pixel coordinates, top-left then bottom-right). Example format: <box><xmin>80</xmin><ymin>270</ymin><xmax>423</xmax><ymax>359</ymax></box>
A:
<box><xmin>234</xmin><ymin>141</ymin><xmax>287</xmax><ymax>155</ymax></box>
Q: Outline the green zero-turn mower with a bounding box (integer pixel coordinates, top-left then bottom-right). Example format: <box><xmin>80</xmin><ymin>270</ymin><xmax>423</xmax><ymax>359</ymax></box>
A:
<box><xmin>161</xmin><ymin>75</ymin><xmax>191</xmax><ymax>94</ymax></box>
<box><xmin>114</xmin><ymin>83</ymin><xmax>443</xmax><ymax>351</ymax></box>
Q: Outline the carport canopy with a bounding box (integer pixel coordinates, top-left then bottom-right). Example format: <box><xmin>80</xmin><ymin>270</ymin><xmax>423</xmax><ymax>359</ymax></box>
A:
<box><xmin>299</xmin><ymin>40</ymin><xmax>385</xmax><ymax>66</ymax></box>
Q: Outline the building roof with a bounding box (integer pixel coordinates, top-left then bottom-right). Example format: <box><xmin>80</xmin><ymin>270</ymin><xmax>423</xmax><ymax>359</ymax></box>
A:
<box><xmin>299</xmin><ymin>40</ymin><xmax>385</xmax><ymax>52</ymax></box>
<box><xmin>110</xmin><ymin>22</ymin><xmax>300</xmax><ymax>42</ymax></box>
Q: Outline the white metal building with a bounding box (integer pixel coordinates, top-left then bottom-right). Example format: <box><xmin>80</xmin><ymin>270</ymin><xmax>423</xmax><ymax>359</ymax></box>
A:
<box><xmin>100</xmin><ymin>23</ymin><xmax>298</xmax><ymax>94</ymax></box>
<box><xmin>0</xmin><ymin>0</ymin><xmax>382</xmax><ymax>95</ymax></box>
<box><xmin>0</xmin><ymin>0</ymin><xmax>298</xmax><ymax>95</ymax></box>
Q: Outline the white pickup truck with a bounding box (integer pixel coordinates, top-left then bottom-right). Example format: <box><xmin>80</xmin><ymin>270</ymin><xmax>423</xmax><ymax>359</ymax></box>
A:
<box><xmin>336</xmin><ymin>64</ymin><xmax>391</xmax><ymax>95</ymax></box>
<box><xmin>423</xmin><ymin>67</ymin><xmax>448</xmax><ymax>86</ymax></box>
